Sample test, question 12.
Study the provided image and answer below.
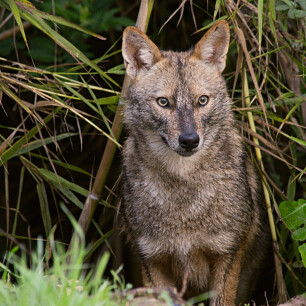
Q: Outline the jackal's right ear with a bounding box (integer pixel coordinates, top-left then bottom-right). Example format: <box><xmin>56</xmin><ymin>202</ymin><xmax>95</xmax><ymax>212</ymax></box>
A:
<box><xmin>122</xmin><ymin>27</ymin><xmax>162</xmax><ymax>79</ymax></box>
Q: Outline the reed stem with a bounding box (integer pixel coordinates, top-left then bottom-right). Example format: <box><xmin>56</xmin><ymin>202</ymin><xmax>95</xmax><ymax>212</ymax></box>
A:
<box><xmin>242</xmin><ymin>64</ymin><xmax>287</xmax><ymax>303</ymax></box>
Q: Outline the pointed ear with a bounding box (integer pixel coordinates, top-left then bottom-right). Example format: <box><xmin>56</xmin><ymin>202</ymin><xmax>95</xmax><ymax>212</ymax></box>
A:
<box><xmin>192</xmin><ymin>20</ymin><xmax>230</xmax><ymax>72</ymax></box>
<box><xmin>122</xmin><ymin>27</ymin><xmax>162</xmax><ymax>79</ymax></box>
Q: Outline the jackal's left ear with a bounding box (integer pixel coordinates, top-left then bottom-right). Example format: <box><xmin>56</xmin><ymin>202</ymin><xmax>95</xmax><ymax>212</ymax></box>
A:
<box><xmin>122</xmin><ymin>27</ymin><xmax>162</xmax><ymax>79</ymax></box>
<box><xmin>192</xmin><ymin>20</ymin><xmax>230</xmax><ymax>72</ymax></box>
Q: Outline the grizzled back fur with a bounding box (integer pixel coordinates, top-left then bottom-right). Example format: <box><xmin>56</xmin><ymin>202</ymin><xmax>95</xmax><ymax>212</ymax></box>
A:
<box><xmin>121</xmin><ymin>21</ymin><xmax>271</xmax><ymax>305</ymax></box>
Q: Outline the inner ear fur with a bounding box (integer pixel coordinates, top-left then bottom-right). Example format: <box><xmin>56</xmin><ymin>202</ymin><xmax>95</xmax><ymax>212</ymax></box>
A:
<box><xmin>122</xmin><ymin>27</ymin><xmax>162</xmax><ymax>79</ymax></box>
<box><xmin>192</xmin><ymin>20</ymin><xmax>230</xmax><ymax>72</ymax></box>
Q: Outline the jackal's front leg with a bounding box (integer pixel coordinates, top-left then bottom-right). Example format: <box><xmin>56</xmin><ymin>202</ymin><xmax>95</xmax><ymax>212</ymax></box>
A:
<box><xmin>141</xmin><ymin>256</ymin><xmax>175</xmax><ymax>288</ymax></box>
<box><xmin>209</xmin><ymin>249</ymin><xmax>244</xmax><ymax>306</ymax></box>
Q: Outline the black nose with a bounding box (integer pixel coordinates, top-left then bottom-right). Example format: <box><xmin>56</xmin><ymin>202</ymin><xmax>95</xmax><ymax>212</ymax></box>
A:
<box><xmin>179</xmin><ymin>132</ymin><xmax>200</xmax><ymax>150</ymax></box>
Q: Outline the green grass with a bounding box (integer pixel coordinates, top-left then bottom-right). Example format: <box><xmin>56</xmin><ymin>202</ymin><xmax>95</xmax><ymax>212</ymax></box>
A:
<box><xmin>0</xmin><ymin>239</ymin><xmax>128</xmax><ymax>306</ymax></box>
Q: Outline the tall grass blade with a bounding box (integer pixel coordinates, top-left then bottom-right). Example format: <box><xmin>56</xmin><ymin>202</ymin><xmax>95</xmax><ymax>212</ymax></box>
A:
<box><xmin>242</xmin><ymin>64</ymin><xmax>287</xmax><ymax>303</ymax></box>
<box><xmin>0</xmin><ymin>80</ymin><xmax>36</xmax><ymax>118</ymax></box>
<box><xmin>16</xmin><ymin>2</ymin><xmax>106</xmax><ymax>41</ymax></box>
<box><xmin>6</xmin><ymin>0</ymin><xmax>29</xmax><ymax>49</ymax></box>
<box><xmin>10</xmin><ymin>166</ymin><xmax>25</xmax><ymax>251</ymax></box>
<box><xmin>11</xmin><ymin>133</ymin><xmax>78</xmax><ymax>158</ymax></box>
<box><xmin>38</xmin><ymin>168</ymin><xmax>89</xmax><ymax>198</ymax></box>
<box><xmin>0</xmin><ymin>109</ymin><xmax>59</xmax><ymax>166</ymax></box>
<box><xmin>37</xmin><ymin>182</ymin><xmax>52</xmax><ymax>238</ymax></box>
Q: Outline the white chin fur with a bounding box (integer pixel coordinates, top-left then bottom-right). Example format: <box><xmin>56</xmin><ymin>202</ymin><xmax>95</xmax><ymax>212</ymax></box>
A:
<box><xmin>145</xmin><ymin>131</ymin><xmax>203</xmax><ymax>176</ymax></box>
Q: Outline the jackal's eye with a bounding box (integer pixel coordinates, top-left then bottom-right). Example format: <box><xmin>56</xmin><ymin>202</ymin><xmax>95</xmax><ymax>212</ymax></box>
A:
<box><xmin>198</xmin><ymin>95</ymin><xmax>209</xmax><ymax>106</ymax></box>
<box><xmin>156</xmin><ymin>97</ymin><xmax>169</xmax><ymax>108</ymax></box>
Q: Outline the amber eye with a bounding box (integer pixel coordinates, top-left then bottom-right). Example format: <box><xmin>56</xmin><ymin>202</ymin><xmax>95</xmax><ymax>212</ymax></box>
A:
<box><xmin>198</xmin><ymin>95</ymin><xmax>209</xmax><ymax>106</ymax></box>
<box><xmin>156</xmin><ymin>97</ymin><xmax>169</xmax><ymax>107</ymax></box>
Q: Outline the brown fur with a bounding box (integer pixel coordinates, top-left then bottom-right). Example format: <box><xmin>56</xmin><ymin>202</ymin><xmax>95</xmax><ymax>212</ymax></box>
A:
<box><xmin>121</xmin><ymin>21</ymin><xmax>271</xmax><ymax>305</ymax></box>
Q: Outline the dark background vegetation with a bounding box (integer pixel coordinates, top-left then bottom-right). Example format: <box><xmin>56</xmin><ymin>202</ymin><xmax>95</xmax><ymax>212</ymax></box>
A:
<box><xmin>0</xmin><ymin>0</ymin><xmax>305</xmax><ymax>303</ymax></box>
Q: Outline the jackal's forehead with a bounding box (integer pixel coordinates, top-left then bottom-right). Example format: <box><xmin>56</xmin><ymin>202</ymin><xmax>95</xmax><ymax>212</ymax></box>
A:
<box><xmin>139</xmin><ymin>51</ymin><xmax>222</xmax><ymax>105</ymax></box>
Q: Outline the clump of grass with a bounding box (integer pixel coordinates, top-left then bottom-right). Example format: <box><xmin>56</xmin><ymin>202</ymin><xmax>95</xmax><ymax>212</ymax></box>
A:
<box><xmin>0</xmin><ymin>231</ymin><xmax>129</xmax><ymax>306</ymax></box>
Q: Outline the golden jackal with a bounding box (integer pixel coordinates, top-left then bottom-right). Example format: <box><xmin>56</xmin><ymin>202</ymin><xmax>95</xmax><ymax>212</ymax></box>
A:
<box><xmin>121</xmin><ymin>21</ymin><xmax>271</xmax><ymax>305</ymax></box>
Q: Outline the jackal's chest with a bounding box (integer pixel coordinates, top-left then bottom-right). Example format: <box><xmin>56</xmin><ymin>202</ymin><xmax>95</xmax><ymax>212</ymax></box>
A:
<box><xmin>130</xmin><ymin>179</ymin><xmax>239</xmax><ymax>258</ymax></box>
<box><xmin>136</xmin><ymin>225</ymin><xmax>238</xmax><ymax>260</ymax></box>
<box><xmin>124</xmin><ymin>155</ymin><xmax>248</xmax><ymax>259</ymax></box>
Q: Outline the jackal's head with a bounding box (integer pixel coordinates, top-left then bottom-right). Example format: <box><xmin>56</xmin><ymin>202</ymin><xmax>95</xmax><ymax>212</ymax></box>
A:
<box><xmin>122</xmin><ymin>21</ymin><xmax>231</xmax><ymax>158</ymax></box>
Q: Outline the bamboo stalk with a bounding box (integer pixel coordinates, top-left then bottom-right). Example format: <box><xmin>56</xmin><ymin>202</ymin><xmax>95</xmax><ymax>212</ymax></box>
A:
<box><xmin>242</xmin><ymin>63</ymin><xmax>287</xmax><ymax>303</ymax></box>
<box><xmin>68</xmin><ymin>0</ymin><xmax>155</xmax><ymax>250</ymax></box>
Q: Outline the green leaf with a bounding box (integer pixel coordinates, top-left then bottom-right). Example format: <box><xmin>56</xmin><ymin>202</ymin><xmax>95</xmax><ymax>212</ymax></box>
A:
<box><xmin>61</xmin><ymin>187</ymin><xmax>84</xmax><ymax>209</ymax></box>
<box><xmin>107</xmin><ymin>64</ymin><xmax>125</xmax><ymax>75</ymax></box>
<box><xmin>281</xmin><ymin>98</ymin><xmax>305</xmax><ymax>128</ymax></box>
<box><xmin>294</xmin><ymin>9</ymin><xmax>306</xmax><ymax>18</ymax></box>
<box><xmin>292</xmin><ymin>227</ymin><xmax>306</xmax><ymax>241</ymax></box>
<box><xmin>281</xmin><ymin>0</ymin><xmax>294</xmax><ymax>8</ymax></box>
<box><xmin>279</xmin><ymin>199</ymin><xmax>306</xmax><ymax>230</ymax></box>
<box><xmin>288</xmin><ymin>7</ymin><xmax>296</xmax><ymax>18</ymax></box>
<box><xmin>97</xmin><ymin>96</ymin><xmax>119</xmax><ymax>105</ymax></box>
<box><xmin>298</xmin><ymin>0</ymin><xmax>306</xmax><ymax>10</ymax></box>
<box><xmin>279</xmin><ymin>130</ymin><xmax>306</xmax><ymax>147</ymax></box>
<box><xmin>197</xmin><ymin>16</ymin><xmax>227</xmax><ymax>31</ymax></box>
<box><xmin>298</xmin><ymin>243</ymin><xmax>306</xmax><ymax>268</ymax></box>
<box><xmin>275</xmin><ymin>2</ymin><xmax>289</xmax><ymax>11</ymax></box>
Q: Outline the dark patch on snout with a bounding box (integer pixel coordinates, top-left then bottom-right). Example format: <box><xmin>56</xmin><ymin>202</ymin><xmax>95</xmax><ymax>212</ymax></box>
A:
<box><xmin>177</xmin><ymin>107</ymin><xmax>199</xmax><ymax>153</ymax></box>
